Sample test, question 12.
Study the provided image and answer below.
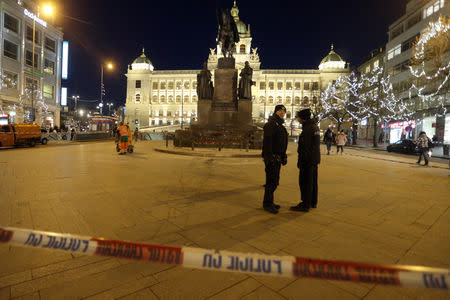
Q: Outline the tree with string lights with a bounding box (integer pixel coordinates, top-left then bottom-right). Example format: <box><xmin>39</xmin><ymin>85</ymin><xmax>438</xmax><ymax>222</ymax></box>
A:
<box><xmin>409</xmin><ymin>14</ymin><xmax>449</xmax><ymax>118</ymax></box>
<box><xmin>359</xmin><ymin>67</ymin><xmax>414</xmax><ymax>147</ymax></box>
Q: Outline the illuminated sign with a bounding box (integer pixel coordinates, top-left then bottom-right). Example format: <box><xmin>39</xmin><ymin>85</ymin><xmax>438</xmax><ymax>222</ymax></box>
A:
<box><xmin>61</xmin><ymin>87</ymin><xmax>67</xmax><ymax>106</ymax></box>
<box><xmin>24</xmin><ymin>9</ymin><xmax>47</xmax><ymax>28</ymax></box>
<box><xmin>62</xmin><ymin>41</ymin><xmax>69</xmax><ymax>79</ymax></box>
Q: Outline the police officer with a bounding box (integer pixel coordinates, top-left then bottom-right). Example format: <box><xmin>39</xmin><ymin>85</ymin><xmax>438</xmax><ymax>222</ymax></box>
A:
<box><xmin>262</xmin><ymin>105</ymin><xmax>288</xmax><ymax>214</ymax></box>
<box><xmin>290</xmin><ymin>109</ymin><xmax>321</xmax><ymax>212</ymax></box>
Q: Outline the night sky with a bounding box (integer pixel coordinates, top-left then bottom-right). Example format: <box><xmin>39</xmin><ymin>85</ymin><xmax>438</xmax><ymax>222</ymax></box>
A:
<box><xmin>58</xmin><ymin>0</ymin><xmax>407</xmax><ymax>110</ymax></box>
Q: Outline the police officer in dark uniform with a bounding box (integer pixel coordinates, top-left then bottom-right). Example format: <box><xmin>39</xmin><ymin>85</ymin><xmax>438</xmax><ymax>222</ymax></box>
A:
<box><xmin>262</xmin><ymin>105</ymin><xmax>288</xmax><ymax>214</ymax></box>
<box><xmin>290</xmin><ymin>109</ymin><xmax>321</xmax><ymax>212</ymax></box>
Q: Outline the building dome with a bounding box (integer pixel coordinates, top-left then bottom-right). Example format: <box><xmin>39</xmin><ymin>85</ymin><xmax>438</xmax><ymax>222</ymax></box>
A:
<box><xmin>131</xmin><ymin>48</ymin><xmax>154</xmax><ymax>71</ymax></box>
<box><xmin>319</xmin><ymin>44</ymin><xmax>346</xmax><ymax>70</ymax></box>
<box><xmin>231</xmin><ymin>1</ymin><xmax>249</xmax><ymax>35</ymax></box>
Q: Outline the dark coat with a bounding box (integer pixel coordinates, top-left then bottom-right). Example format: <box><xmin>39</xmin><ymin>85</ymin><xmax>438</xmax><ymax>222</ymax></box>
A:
<box><xmin>262</xmin><ymin>114</ymin><xmax>288</xmax><ymax>161</ymax></box>
<box><xmin>298</xmin><ymin>119</ymin><xmax>321</xmax><ymax>166</ymax></box>
<box><xmin>323</xmin><ymin>129</ymin><xmax>333</xmax><ymax>143</ymax></box>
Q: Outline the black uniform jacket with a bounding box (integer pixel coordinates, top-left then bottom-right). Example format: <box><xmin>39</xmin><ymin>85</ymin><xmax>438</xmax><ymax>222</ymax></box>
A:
<box><xmin>297</xmin><ymin>119</ymin><xmax>321</xmax><ymax>166</ymax></box>
<box><xmin>262</xmin><ymin>114</ymin><xmax>288</xmax><ymax>161</ymax></box>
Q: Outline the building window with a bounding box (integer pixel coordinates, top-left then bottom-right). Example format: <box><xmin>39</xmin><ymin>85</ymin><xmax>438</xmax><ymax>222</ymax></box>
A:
<box><xmin>152</xmin><ymin>82</ymin><xmax>158</xmax><ymax>89</ymax></box>
<box><xmin>160</xmin><ymin>95</ymin><xmax>166</xmax><ymax>103</ymax></box>
<box><xmin>3</xmin><ymin>40</ymin><xmax>18</xmax><ymax>60</ymax></box>
<box><xmin>135</xmin><ymin>93</ymin><xmax>141</xmax><ymax>103</ymax></box>
<box><xmin>286</xmin><ymin>82</ymin><xmax>292</xmax><ymax>90</ymax></box>
<box><xmin>387</xmin><ymin>44</ymin><xmax>401</xmax><ymax>60</ymax></box>
<box><xmin>240</xmin><ymin>44</ymin><xmax>246</xmax><ymax>53</ymax></box>
<box><xmin>158</xmin><ymin>110</ymin><xmax>163</xmax><ymax>116</ymax></box>
<box><xmin>402</xmin><ymin>33</ymin><xmax>420</xmax><ymax>52</ymax></box>
<box><xmin>294</xmin><ymin>82</ymin><xmax>301</xmax><ymax>90</ymax></box>
<box><xmin>192</xmin><ymin>81</ymin><xmax>197</xmax><ymax>89</ymax></box>
<box><xmin>391</xmin><ymin>26</ymin><xmax>403</xmax><ymax>40</ymax></box>
<box><xmin>168</xmin><ymin>95</ymin><xmax>173</xmax><ymax>103</ymax></box>
<box><xmin>192</xmin><ymin>95</ymin><xmax>198</xmax><ymax>102</ymax></box>
<box><xmin>135</xmin><ymin>80</ymin><xmax>141</xmax><ymax>88</ymax></box>
<box><xmin>312</xmin><ymin>82</ymin><xmax>319</xmax><ymax>90</ymax></box>
<box><xmin>168</xmin><ymin>81</ymin><xmax>174</xmax><ymax>90</ymax></box>
<box><xmin>43</xmin><ymin>84</ymin><xmax>54</xmax><ymax>99</ymax></box>
<box><xmin>152</xmin><ymin>95</ymin><xmax>158</xmax><ymax>103</ymax></box>
<box><xmin>286</xmin><ymin>96</ymin><xmax>291</xmax><ymax>104</ymax></box>
<box><xmin>44</xmin><ymin>59</ymin><xmax>55</xmax><ymax>74</ymax></box>
<box><xmin>160</xmin><ymin>82</ymin><xmax>166</xmax><ymax>89</ymax></box>
<box><xmin>4</xmin><ymin>13</ymin><xmax>19</xmax><ymax>33</ymax></box>
<box><xmin>26</xmin><ymin>25</ymin><xmax>40</xmax><ymax>43</ymax></box>
<box><xmin>260</xmin><ymin>82</ymin><xmax>266</xmax><ymax>90</ymax></box>
<box><xmin>176</xmin><ymin>81</ymin><xmax>182</xmax><ymax>90</ymax></box>
<box><xmin>176</xmin><ymin>95</ymin><xmax>181</xmax><ymax>103</ymax></box>
<box><xmin>303</xmin><ymin>96</ymin><xmax>309</xmax><ymax>106</ymax></box>
<box><xmin>25</xmin><ymin>51</ymin><xmax>39</xmax><ymax>68</ymax></box>
<box><xmin>277</xmin><ymin>96</ymin><xmax>282</xmax><ymax>103</ymax></box>
<box><xmin>304</xmin><ymin>82</ymin><xmax>310</xmax><ymax>90</ymax></box>
<box><xmin>25</xmin><ymin>77</ymin><xmax>38</xmax><ymax>90</ymax></box>
<box><xmin>44</xmin><ymin>37</ymin><xmax>56</xmax><ymax>52</ymax></box>
<box><xmin>259</xmin><ymin>96</ymin><xmax>265</xmax><ymax>103</ymax></box>
<box><xmin>407</xmin><ymin>13</ymin><xmax>421</xmax><ymax>30</ymax></box>
<box><xmin>312</xmin><ymin>96</ymin><xmax>318</xmax><ymax>104</ymax></box>
<box><xmin>268</xmin><ymin>82</ymin><xmax>274</xmax><ymax>90</ymax></box>
<box><xmin>2</xmin><ymin>71</ymin><xmax>18</xmax><ymax>89</ymax></box>
<box><xmin>423</xmin><ymin>0</ymin><xmax>444</xmax><ymax>19</ymax></box>
<box><xmin>277</xmin><ymin>82</ymin><xmax>283</xmax><ymax>90</ymax></box>
<box><xmin>365</xmin><ymin>65</ymin><xmax>371</xmax><ymax>73</ymax></box>
<box><xmin>184</xmin><ymin>81</ymin><xmax>190</xmax><ymax>89</ymax></box>
<box><xmin>373</xmin><ymin>60</ymin><xmax>379</xmax><ymax>69</ymax></box>
<box><xmin>184</xmin><ymin>95</ymin><xmax>189</xmax><ymax>103</ymax></box>
<box><xmin>295</xmin><ymin>96</ymin><xmax>300</xmax><ymax>104</ymax></box>
<box><xmin>167</xmin><ymin>111</ymin><xmax>172</xmax><ymax>117</ymax></box>
<box><xmin>268</xmin><ymin>96</ymin><xmax>274</xmax><ymax>104</ymax></box>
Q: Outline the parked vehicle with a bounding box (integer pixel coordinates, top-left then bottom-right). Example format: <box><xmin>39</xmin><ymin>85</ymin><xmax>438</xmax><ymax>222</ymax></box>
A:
<box><xmin>0</xmin><ymin>124</ymin><xmax>42</xmax><ymax>147</ymax></box>
<box><xmin>387</xmin><ymin>140</ymin><xmax>417</xmax><ymax>154</ymax></box>
<box><xmin>41</xmin><ymin>129</ymin><xmax>49</xmax><ymax>145</ymax></box>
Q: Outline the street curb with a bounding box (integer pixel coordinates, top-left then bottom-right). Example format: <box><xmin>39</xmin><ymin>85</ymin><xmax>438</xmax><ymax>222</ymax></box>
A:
<box><xmin>154</xmin><ymin>148</ymin><xmax>263</xmax><ymax>158</ymax></box>
<box><xmin>346</xmin><ymin>145</ymin><xmax>450</xmax><ymax>160</ymax></box>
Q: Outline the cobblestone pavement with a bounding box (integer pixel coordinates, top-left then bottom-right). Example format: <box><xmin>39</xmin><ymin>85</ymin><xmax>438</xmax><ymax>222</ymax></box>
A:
<box><xmin>0</xmin><ymin>141</ymin><xmax>449</xmax><ymax>299</ymax></box>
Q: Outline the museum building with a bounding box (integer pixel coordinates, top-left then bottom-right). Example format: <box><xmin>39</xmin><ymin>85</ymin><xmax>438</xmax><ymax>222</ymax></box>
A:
<box><xmin>125</xmin><ymin>2</ymin><xmax>350</xmax><ymax>129</ymax></box>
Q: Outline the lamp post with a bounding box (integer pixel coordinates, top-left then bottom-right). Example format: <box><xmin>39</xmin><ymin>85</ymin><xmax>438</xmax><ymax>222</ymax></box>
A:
<box><xmin>106</xmin><ymin>102</ymin><xmax>113</xmax><ymax>115</ymax></box>
<box><xmin>100</xmin><ymin>63</ymin><xmax>113</xmax><ymax>115</ymax></box>
<box><xmin>71</xmin><ymin>95</ymin><xmax>79</xmax><ymax>113</ymax></box>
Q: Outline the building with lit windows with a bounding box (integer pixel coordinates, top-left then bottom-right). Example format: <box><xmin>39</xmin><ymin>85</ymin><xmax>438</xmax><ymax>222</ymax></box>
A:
<box><xmin>125</xmin><ymin>2</ymin><xmax>349</xmax><ymax>130</ymax></box>
<box><xmin>385</xmin><ymin>0</ymin><xmax>449</xmax><ymax>143</ymax></box>
<box><xmin>0</xmin><ymin>0</ymin><xmax>64</xmax><ymax>127</ymax></box>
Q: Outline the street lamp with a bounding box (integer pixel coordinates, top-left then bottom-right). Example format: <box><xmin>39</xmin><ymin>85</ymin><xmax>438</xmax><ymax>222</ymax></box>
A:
<box><xmin>106</xmin><ymin>102</ymin><xmax>113</xmax><ymax>115</ymax></box>
<box><xmin>100</xmin><ymin>63</ymin><xmax>114</xmax><ymax>115</ymax></box>
<box><xmin>71</xmin><ymin>95</ymin><xmax>79</xmax><ymax>113</ymax></box>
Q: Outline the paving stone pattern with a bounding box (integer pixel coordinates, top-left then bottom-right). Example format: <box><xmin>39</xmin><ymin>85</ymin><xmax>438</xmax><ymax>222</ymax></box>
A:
<box><xmin>0</xmin><ymin>141</ymin><xmax>449</xmax><ymax>299</ymax></box>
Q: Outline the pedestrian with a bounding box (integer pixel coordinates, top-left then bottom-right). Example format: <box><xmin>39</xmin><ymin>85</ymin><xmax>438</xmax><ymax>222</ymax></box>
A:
<box><xmin>261</xmin><ymin>104</ymin><xmax>288</xmax><ymax>214</ymax></box>
<box><xmin>71</xmin><ymin>128</ymin><xmax>75</xmax><ymax>141</ymax></box>
<box><xmin>117</xmin><ymin>122</ymin><xmax>130</xmax><ymax>155</ymax></box>
<box><xmin>290</xmin><ymin>108</ymin><xmax>321</xmax><ymax>212</ymax></box>
<box><xmin>415</xmin><ymin>131</ymin><xmax>431</xmax><ymax>166</ymax></box>
<box><xmin>134</xmin><ymin>127</ymin><xmax>139</xmax><ymax>142</ymax></box>
<box><xmin>336</xmin><ymin>130</ymin><xmax>347</xmax><ymax>155</ymax></box>
<box><xmin>323</xmin><ymin>127</ymin><xmax>333</xmax><ymax>155</ymax></box>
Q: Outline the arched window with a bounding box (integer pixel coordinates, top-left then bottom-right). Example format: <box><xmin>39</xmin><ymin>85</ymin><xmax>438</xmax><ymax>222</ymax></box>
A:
<box><xmin>152</xmin><ymin>95</ymin><xmax>158</xmax><ymax>103</ymax></box>
<box><xmin>184</xmin><ymin>95</ymin><xmax>189</xmax><ymax>103</ymax></box>
<box><xmin>192</xmin><ymin>95</ymin><xmax>198</xmax><ymax>102</ymax></box>
<box><xmin>277</xmin><ymin>96</ymin><xmax>282</xmax><ymax>104</ymax></box>
<box><xmin>176</xmin><ymin>81</ymin><xmax>182</xmax><ymax>90</ymax></box>
<box><xmin>240</xmin><ymin>44</ymin><xmax>246</xmax><ymax>53</ymax></box>
<box><xmin>269</xmin><ymin>96</ymin><xmax>274</xmax><ymax>104</ymax></box>
<box><xmin>176</xmin><ymin>95</ymin><xmax>181</xmax><ymax>103</ymax></box>
<box><xmin>184</xmin><ymin>81</ymin><xmax>190</xmax><ymax>89</ymax></box>
<box><xmin>312</xmin><ymin>96</ymin><xmax>318</xmax><ymax>104</ymax></box>
<box><xmin>167</xmin><ymin>111</ymin><xmax>172</xmax><ymax>117</ymax></box>
<box><xmin>168</xmin><ymin>95</ymin><xmax>173</xmax><ymax>103</ymax></box>
<box><xmin>192</xmin><ymin>81</ymin><xmax>197</xmax><ymax>89</ymax></box>
<box><xmin>168</xmin><ymin>81</ymin><xmax>174</xmax><ymax>90</ymax></box>
<box><xmin>259</xmin><ymin>96</ymin><xmax>265</xmax><ymax>103</ymax></box>
<box><xmin>160</xmin><ymin>95</ymin><xmax>166</xmax><ymax>103</ymax></box>
<box><xmin>135</xmin><ymin>93</ymin><xmax>141</xmax><ymax>103</ymax></box>
<box><xmin>295</xmin><ymin>96</ymin><xmax>300</xmax><ymax>104</ymax></box>
<box><xmin>303</xmin><ymin>96</ymin><xmax>309</xmax><ymax>106</ymax></box>
<box><xmin>286</xmin><ymin>96</ymin><xmax>291</xmax><ymax>104</ymax></box>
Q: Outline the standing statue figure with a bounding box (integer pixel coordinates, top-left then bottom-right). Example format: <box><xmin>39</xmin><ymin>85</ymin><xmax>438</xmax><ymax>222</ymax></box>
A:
<box><xmin>217</xmin><ymin>8</ymin><xmax>240</xmax><ymax>58</ymax></box>
<box><xmin>238</xmin><ymin>61</ymin><xmax>254</xmax><ymax>100</ymax></box>
<box><xmin>197</xmin><ymin>62</ymin><xmax>214</xmax><ymax>100</ymax></box>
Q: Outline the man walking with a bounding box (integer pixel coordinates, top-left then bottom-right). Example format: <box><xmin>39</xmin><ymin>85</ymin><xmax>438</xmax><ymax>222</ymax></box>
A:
<box><xmin>416</xmin><ymin>131</ymin><xmax>431</xmax><ymax>166</ymax></box>
<box><xmin>262</xmin><ymin>105</ymin><xmax>288</xmax><ymax>214</ymax></box>
<box><xmin>290</xmin><ymin>109</ymin><xmax>321</xmax><ymax>212</ymax></box>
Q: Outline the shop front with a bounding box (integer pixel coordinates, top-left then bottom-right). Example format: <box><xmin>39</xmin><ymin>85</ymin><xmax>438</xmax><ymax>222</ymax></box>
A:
<box><xmin>388</xmin><ymin>120</ymin><xmax>416</xmax><ymax>144</ymax></box>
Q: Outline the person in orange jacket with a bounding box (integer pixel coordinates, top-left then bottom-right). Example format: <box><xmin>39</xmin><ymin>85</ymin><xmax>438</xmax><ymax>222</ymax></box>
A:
<box><xmin>117</xmin><ymin>122</ymin><xmax>129</xmax><ymax>155</ymax></box>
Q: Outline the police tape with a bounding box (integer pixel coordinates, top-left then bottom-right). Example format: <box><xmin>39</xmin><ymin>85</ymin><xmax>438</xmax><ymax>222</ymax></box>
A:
<box><xmin>0</xmin><ymin>226</ymin><xmax>448</xmax><ymax>291</ymax></box>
